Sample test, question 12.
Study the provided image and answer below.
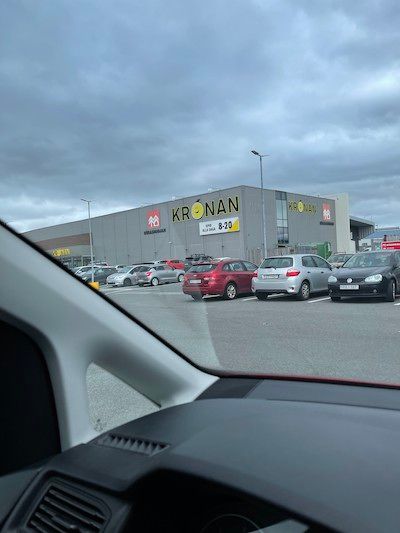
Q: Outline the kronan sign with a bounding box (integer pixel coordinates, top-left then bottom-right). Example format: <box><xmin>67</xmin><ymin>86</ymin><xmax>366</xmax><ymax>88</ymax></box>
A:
<box><xmin>172</xmin><ymin>196</ymin><xmax>239</xmax><ymax>222</ymax></box>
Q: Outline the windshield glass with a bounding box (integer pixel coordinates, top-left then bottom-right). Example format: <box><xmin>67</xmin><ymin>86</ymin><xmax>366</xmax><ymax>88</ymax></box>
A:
<box><xmin>260</xmin><ymin>257</ymin><xmax>293</xmax><ymax>269</ymax></box>
<box><xmin>118</xmin><ymin>267</ymin><xmax>131</xmax><ymax>273</ymax></box>
<box><xmin>188</xmin><ymin>264</ymin><xmax>217</xmax><ymax>273</ymax></box>
<box><xmin>3</xmin><ymin>0</ymin><xmax>400</xmax><ymax>389</ymax></box>
<box><xmin>343</xmin><ymin>253</ymin><xmax>392</xmax><ymax>268</ymax></box>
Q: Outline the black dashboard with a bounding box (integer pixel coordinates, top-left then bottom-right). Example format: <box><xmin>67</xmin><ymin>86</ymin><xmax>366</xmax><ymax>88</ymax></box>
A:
<box><xmin>4</xmin><ymin>378</ymin><xmax>400</xmax><ymax>532</ymax></box>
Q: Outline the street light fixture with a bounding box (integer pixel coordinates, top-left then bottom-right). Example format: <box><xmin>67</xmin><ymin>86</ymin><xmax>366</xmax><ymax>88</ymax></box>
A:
<box><xmin>251</xmin><ymin>150</ymin><xmax>269</xmax><ymax>259</ymax></box>
<box><xmin>81</xmin><ymin>198</ymin><xmax>95</xmax><ymax>283</ymax></box>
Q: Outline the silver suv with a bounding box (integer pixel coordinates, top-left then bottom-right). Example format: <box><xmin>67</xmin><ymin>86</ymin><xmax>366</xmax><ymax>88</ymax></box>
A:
<box><xmin>136</xmin><ymin>264</ymin><xmax>185</xmax><ymax>287</ymax></box>
<box><xmin>252</xmin><ymin>254</ymin><xmax>333</xmax><ymax>300</ymax></box>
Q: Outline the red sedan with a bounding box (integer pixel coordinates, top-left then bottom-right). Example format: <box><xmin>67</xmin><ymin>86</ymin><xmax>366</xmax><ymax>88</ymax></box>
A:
<box><xmin>182</xmin><ymin>259</ymin><xmax>258</xmax><ymax>300</ymax></box>
<box><xmin>159</xmin><ymin>259</ymin><xmax>185</xmax><ymax>270</ymax></box>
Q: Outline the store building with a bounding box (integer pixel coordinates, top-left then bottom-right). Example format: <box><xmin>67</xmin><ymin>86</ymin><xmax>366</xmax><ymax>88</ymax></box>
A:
<box><xmin>359</xmin><ymin>227</ymin><xmax>400</xmax><ymax>251</ymax></box>
<box><xmin>23</xmin><ymin>185</ymin><xmax>373</xmax><ymax>267</ymax></box>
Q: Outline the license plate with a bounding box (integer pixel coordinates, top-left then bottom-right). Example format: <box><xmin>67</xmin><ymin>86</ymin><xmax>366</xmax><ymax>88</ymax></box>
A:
<box><xmin>190</xmin><ymin>279</ymin><xmax>201</xmax><ymax>284</ymax></box>
<box><xmin>340</xmin><ymin>284</ymin><xmax>359</xmax><ymax>290</ymax></box>
<box><xmin>262</xmin><ymin>274</ymin><xmax>279</xmax><ymax>279</ymax></box>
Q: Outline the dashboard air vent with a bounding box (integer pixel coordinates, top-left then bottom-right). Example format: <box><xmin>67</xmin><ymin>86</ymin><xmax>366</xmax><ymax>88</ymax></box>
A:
<box><xmin>28</xmin><ymin>482</ymin><xmax>107</xmax><ymax>532</ymax></box>
<box><xmin>97</xmin><ymin>433</ymin><xmax>168</xmax><ymax>456</ymax></box>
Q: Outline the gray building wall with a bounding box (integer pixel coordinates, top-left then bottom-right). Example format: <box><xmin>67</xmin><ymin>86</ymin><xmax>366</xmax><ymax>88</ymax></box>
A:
<box><xmin>286</xmin><ymin>192</ymin><xmax>337</xmax><ymax>250</ymax></box>
<box><xmin>24</xmin><ymin>185</ymin><xmax>338</xmax><ymax>265</ymax></box>
<box><xmin>241</xmin><ymin>186</ymin><xmax>277</xmax><ymax>263</ymax></box>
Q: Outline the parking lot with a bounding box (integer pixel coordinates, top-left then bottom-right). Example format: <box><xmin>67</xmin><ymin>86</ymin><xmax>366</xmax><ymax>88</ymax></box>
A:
<box><xmin>100</xmin><ymin>282</ymin><xmax>400</xmax><ymax>384</ymax></box>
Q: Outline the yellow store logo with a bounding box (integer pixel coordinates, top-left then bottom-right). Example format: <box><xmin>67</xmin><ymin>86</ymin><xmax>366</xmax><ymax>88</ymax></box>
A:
<box><xmin>52</xmin><ymin>248</ymin><xmax>71</xmax><ymax>257</ymax></box>
<box><xmin>191</xmin><ymin>201</ymin><xmax>204</xmax><ymax>220</ymax></box>
<box><xmin>172</xmin><ymin>196</ymin><xmax>239</xmax><ymax>222</ymax></box>
<box><xmin>288</xmin><ymin>200</ymin><xmax>316</xmax><ymax>215</ymax></box>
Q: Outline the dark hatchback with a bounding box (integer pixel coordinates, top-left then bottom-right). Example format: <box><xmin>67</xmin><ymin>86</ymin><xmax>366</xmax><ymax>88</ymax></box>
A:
<box><xmin>328</xmin><ymin>250</ymin><xmax>400</xmax><ymax>301</ymax></box>
<box><xmin>81</xmin><ymin>267</ymin><xmax>117</xmax><ymax>285</ymax></box>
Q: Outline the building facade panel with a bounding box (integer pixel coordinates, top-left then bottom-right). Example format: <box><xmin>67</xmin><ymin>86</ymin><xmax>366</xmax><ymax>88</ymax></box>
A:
<box><xmin>23</xmin><ymin>185</ymin><xmax>344</xmax><ymax>266</ymax></box>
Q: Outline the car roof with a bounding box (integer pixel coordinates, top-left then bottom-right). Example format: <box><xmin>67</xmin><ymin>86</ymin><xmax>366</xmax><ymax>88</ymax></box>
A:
<box><xmin>357</xmin><ymin>250</ymin><xmax>393</xmax><ymax>254</ymax></box>
<box><xmin>263</xmin><ymin>254</ymin><xmax>321</xmax><ymax>259</ymax></box>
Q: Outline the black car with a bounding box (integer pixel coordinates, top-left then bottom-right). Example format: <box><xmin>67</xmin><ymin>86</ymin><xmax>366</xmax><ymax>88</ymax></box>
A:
<box><xmin>81</xmin><ymin>267</ymin><xmax>117</xmax><ymax>285</ymax></box>
<box><xmin>328</xmin><ymin>250</ymin><xmax>400</xmax><ymax>301</ymax></box>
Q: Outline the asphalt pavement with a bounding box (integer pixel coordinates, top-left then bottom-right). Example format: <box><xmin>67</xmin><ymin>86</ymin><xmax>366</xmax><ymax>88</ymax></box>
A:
<box><xmin>87</xmin><ymin>281</ymin><xmax>400</xmax><ymax>431</ymax></box>
<box><xmin>100</xmin><ymin>282</ymin><xmax>400</xmax><ymax>384</ymax></box>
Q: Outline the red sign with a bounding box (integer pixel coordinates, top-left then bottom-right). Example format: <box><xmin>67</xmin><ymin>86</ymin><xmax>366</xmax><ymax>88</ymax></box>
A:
<box><xmin>322</xmin><ymin>203</ymin><xmax>331</xmax><ymax>222</ymax></box>
<box><xmin>381</xmin><ymin>241</ymin><xmax>400</xmax><ymax>250</ymax></box>
<box><xmin>147</xmin><ymin>209</ymin><xmax>160</xmax><ymax>228</ymax></box>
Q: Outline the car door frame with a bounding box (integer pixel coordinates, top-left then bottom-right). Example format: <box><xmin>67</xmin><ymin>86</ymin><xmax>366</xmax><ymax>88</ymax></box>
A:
<box><xmin>154</xmin><ymin>265</ymin><xmax>167</xmax><ymax>284</ymax></box>
<box><xmin>301</xmin><ymin>256</ymin><xmax>320</xmax><ymax>292</ymax></box>
<box><xmin>242</xmin><ymin>261</ymin><xmax>258</xmax><ymax>292</ymax></box>
<box><xmin>227</xmin><ymin>261</ymin><xmax>248</xmax><ymax>293</ymax></box>
<box><xmin>393</xmin><ymin>252</ymin><xmax>400</xmax><ymax>290</ymax></box>
<box><xmin>163</xmin><ymin>265</ymin><xmax>177</xmax><ymax>282</ymax></box>
<box><xmin>312</xmin><ymin>256</ymin><xmax>332</xmax><ymax>292</ymax></box>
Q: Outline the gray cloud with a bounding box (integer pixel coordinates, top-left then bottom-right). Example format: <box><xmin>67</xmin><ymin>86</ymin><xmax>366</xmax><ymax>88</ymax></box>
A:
<box><xmin>0</xmin><ymin>0</ymin><xmax>399</xmax><ymax>231</ymax></box>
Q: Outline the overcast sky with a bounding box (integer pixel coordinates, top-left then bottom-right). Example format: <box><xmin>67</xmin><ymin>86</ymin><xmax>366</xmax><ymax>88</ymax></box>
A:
<box><xmin>1</xmin><ymin>0</ymin><xmax>399</xmax><ymax>232</ymax></box>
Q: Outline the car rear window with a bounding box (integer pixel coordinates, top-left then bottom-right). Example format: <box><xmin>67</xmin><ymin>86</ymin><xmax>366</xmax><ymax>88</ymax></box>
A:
<box><xmin>260</xmin><ymin>257</ymin><xmax>293</xmax><ymax>268</ymax></box>
<box><xmin>188</xmin><ymin>264</ymin><xmax>217</xmax><ymax>273</ymax></box>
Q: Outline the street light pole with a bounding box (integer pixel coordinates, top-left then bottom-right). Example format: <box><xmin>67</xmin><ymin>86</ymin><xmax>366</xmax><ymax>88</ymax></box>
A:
<box><xmin>81</xmin><ymin>198</ymin><xmax>94</xmax><ymax>283</ymax></box>
<box><xmin>251</xmin><ymin>150</ymin><xmax>269</xmax><ymax>259</ymax></box>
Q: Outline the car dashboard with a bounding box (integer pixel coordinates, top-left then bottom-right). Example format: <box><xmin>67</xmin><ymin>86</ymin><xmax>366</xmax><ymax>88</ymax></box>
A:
<box><xmin>4</xmin><ymin>378</ymin><xmax>400</xmax><ymax>532</ymax></box>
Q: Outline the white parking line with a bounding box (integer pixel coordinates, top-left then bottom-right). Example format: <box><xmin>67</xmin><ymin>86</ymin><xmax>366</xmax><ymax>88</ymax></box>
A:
<box><xmin>394</xmin><ymin>302</ymin><xmax>400</xmax><ymax>306</ymax></box>
<box><xmin>243</xmin><ymin>296</ymin><xmax>257</xmax><ymax>301</ymax></box>
<box><xmin>307</xmin><ymin>297</ymin><xmax>331</xmax><ymax>304</ymax></box>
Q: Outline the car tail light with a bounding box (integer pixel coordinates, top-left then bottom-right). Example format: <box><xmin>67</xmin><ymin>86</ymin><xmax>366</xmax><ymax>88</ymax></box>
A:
<box><xmin>252</xmin><ymin>270</ymin><xmax>258</xmax><ymax>277</ymax></box>
<box><xmin>286</xmin><ymin>268</ymin><xmax>301</xmax><ymax>277</ymax></box>
<box><xmin>145</xmin><ymin>271</ymin><xmax>152</xmax><ymax>277</ymax></box>
<box><xmin>204</xmin><ymin>273</ymin><xmax>218</xmax><ymax>281</ymax></box>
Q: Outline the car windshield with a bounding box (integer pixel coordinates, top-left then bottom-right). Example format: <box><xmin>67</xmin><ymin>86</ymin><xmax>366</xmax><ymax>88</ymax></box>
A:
<box><xmin>188</xmin><ymin>264</ymin><xmax>217</xmax><ymax>273</ymax></box>
<box><xmin>343</xmin><ymin>253</ymin><xmax>392</xmax><ymax>268</ymax></box>
<box><xmin>3</xmin><ymin>1</ymin><xmax>400</xmax><ymax>390</ymax></box>
<box><xmin>260</xmin><ymin>257</ymin><xmax>294</xmax><ymax>269</ymax></box>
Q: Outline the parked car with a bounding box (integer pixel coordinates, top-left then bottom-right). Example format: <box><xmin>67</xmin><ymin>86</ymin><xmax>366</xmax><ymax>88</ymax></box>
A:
<box><xmin>252</xmin><ymin>254</ymin><xmax>332</xmax><ymax>301</ymax></box>
<box><xmin>75</xmin><ymin>265</ymin><xmax>98</xmax><ymax>277</ymax></box>
<box><xmin>155</xmin><ymin>259</ymin><xmax>185</xmax><ymax>270</ymax></box>
<box><xmin>89</xmin><ymin>261</ymin><xmax>108</xmax><ymax>266</ymax></box>
<box><xmin>80</xmin><ymin>267</ymin><xmax>117</xmax><ymax>285</ymax></box>
<box><xmin>183</xmin><ymin>259</ymin><xmax>258</xmax><ymax>300</ymax></box>
<box><xmin>185</xmin><ymin>254</ymin><xmax>213</xmax><ymax>265</ymax></box>
<box><xmin>327</xmin><ymin>253</ymin><xmax>354</xmax><ymax>268</ymax></box>
<box><xmin>166</xmin><ymin>259</ymin><xmax>185</xmax><ymax>270</ymax></box>
<box><xmin>137</xmin><ymin>265</ymin><xmax>186</xmax><ymax>286</ymax></box>
<box><xmin>183</xmin><ymin>259</ymin><xmax>193</xmax><ymax>271</ymax></box>
<box><xmin>114</xmin><ymin>264</ymin><xmax>129</xmax><ymax>271</ymax></box>
<box><xmin>107</xmin><ymin>265</ymin><xmax>149</xmax><ymax>286</ymax></box>
<box><xmin>328</xmin><ymin>250</ymin><xmax>400</xmax><ymax>302</ymax></box>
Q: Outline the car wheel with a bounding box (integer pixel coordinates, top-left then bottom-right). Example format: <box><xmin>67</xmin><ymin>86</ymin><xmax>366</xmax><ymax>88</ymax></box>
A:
<box><xmin>256</xmin><ymin>292</ymin><xmax>269</xmax><ymax>300</ymax></box>
<box><xmin>331</xmin><ymin>296</ymin><xmax>341</xmax><ymax>302</ymax></box>
<box><xmin>224</xmin><ymin>282</ymin><xmax>237</xmax><ymax>300</ymax></box>
<box><xmin>191</xmin><ymin>293</ymin><xmax>203</xmax><ymax>301</ymax></box>
<box><xmin>296</xmin><ymin>281</ymin><xmax>310</xmax><ymax>301</ymax></box>
<box><xmin>151</xmin><ymin>277</ymin><xmax>159</xmax><ymax>287</ymax></box>
<box><xmin>386</xmin><ymin>279</ymin><xmax>396</xmax><ymax>302</ymax></box>
<box><xmin>178</xmin><ymin>274</ymin><xmax>184</xmax><ymax>282</ymax></box>
<box><xmin>123</xmin><ymin>278</ymin><xmax>132</xmax><ymax>286</ymax></box>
